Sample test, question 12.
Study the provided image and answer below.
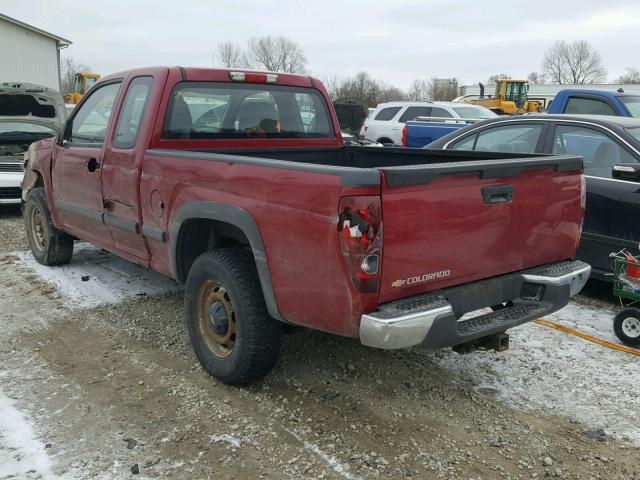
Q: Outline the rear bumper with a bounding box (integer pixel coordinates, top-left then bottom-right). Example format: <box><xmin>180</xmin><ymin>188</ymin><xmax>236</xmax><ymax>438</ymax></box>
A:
<box><xmin>360</xmin><ymin>260</ymin><xmax>591</xmax><ymax>350</ymax></box>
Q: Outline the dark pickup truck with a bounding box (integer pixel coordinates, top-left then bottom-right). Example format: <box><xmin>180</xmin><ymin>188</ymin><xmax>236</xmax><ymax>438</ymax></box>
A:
<box><xmin>21</xmin><ymin>67</ymin><xmax>590</xmax><ymax>384</ymax></box>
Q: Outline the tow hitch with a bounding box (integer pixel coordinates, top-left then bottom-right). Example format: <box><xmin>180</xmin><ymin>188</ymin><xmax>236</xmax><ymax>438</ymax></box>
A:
<box><xmin>452</xmin><ymin>331</ymin><xmax>510</xmax><ymax>354</ymax></box>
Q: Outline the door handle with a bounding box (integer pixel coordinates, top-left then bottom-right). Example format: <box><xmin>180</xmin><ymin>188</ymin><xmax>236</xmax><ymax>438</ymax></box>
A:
<box><xmin>87</xmin><ymin>158</ymin><xmax>101</xmax><ymax>172</ymax></box>
<box><xmin>482</xmin><ymin>185</ymin><xmax>513</xmax><ymax>204</ymax></box>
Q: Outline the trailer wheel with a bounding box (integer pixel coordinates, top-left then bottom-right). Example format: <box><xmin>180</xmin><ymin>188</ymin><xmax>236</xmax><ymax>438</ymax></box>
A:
<box><xmin>185</xmin><ymin>248</ymin><xmax>282</xmax><ymax>385</ymax></box>
<box><xmin>23</xmin><ymin>187</ymin><xmax>74</xmax><ymax>266</ymax></box>
<box><xmin>613</xmin><ymin>307</ymin><xmax>640</xmax><ymax>347</ymax></box>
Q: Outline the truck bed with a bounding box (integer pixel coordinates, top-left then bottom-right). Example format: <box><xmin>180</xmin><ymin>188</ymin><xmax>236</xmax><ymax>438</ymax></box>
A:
<box><xmin>147</xmin><ymin>145</ymin><xmax>584</xmax><ymax>308</ymax></box>
<box><xmin>151</xmin><ymin>145</ymin><xmax>580</xmax><ymax>185</ymax></box>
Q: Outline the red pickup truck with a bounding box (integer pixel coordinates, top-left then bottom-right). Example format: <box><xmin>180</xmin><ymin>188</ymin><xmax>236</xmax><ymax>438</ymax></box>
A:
<box><xmin>21</xmin><ymin>67</ymin><xmax>590</xmax><ymax>384</ymax></box>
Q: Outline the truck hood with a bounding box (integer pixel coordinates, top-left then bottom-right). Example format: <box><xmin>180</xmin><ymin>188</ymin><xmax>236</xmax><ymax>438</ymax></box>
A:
<box><xmin>0</xmin><ymin>82</ymin><xmax>66</xmax><ymax>133</ymax></box>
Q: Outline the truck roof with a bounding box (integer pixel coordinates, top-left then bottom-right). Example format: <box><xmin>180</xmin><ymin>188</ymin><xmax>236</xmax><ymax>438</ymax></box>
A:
<box><xmin>557</xmin><ymin>88</ymin><xmax>640</xmax><ymax>98</ymax></box>
<box><xmin>100</xmin><ymin>66</ymin><xmax>318</xmax><ymax>88</ymax></box>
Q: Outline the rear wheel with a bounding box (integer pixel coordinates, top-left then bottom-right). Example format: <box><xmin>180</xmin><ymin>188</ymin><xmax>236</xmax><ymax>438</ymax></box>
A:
<box><xmin>23</xmin><ymin>188</ymin><xmax>74</xmax><ymax>266</ymax></box>
<box><xmin>613</xmin><ymin>308</ymin><xmax>640</xmax><ymax>347</ymax></box>
<box><xmin>185</xmin><ymin>248</ymin><xmax>282</xmax><ymax>385</ymax></box>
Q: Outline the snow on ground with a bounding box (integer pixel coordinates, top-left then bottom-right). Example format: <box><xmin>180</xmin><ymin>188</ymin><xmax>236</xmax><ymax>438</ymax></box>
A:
<box><xmin>16</xmin><ymin>244</ymin><xmax>180</xmax><ymax>308</ymax></box>
<box><xmin>432</xmin><ymin>302</ymin><xmax>640</xmax><ymax>444</ymax></box>
<box><xmin>14</xmin><ymin>246</ymin><xmax>640</xmax><ymax>444</ymax></box>
<box><xmin>0</xmin><ymin>386</ymin><xmax>65</xmax><ymax>480</ymax></box>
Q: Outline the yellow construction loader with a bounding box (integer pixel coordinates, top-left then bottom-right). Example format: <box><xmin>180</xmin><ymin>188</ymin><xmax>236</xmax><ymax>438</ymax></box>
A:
<box><xmin>64</xmin><ymin>72</ymin><xmax>101</xmax><ymax>104</ymax></box>
<box><xmin>464</xmin><ymin>80</ymin><xmax>540</xmax><ymax>114</ymax></box>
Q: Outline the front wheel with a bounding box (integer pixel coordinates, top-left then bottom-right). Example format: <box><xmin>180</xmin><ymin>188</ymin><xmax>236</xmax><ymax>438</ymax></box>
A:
<box><xmin>185</xmin><ymin>248</ymin><xmax>282</xmax><ymax>385</ymax></box>
<box><xmin>613</xmin><ymin>307</ymin><xmax>640</xmax><ymax>347</ymax></box>
<box><xmin>23</xmin><ymin>188</ymin><xmax>74</xmax><ymax>266</ymax></box>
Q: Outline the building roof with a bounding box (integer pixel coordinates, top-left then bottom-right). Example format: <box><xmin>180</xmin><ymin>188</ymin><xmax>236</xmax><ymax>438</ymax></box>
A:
<box><xmin>0</xmin><ymin>13</ymin><xmax>72</xmax><ymax>48</ymax></box>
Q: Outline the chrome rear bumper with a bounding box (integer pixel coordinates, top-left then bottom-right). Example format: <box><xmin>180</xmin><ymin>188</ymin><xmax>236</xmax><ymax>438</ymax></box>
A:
<box><xmin>360</xmin><ymin>260</ymin><xmax>591</xmax><ymax>350</ymax></box>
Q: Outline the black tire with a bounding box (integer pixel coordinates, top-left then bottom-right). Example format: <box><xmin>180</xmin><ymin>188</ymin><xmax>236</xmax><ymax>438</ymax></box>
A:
<box><xmin>613</xmin><ymin>307</ymin><xmax>640</xmax><ymax>347</ymax></box>
<box><xmin>377</xmin><ymin>137</ymin><xmax>393</xmax><ymax>144</ymax></box>
<box><xmin>185</xmin><ymin>248</ymin><xmax>282</xmax><ymax>385</ymax></box>
<box><xmin>23</xmin><ymin>187</ymin><xmax>74</xmax><ymax>266</ymax></box>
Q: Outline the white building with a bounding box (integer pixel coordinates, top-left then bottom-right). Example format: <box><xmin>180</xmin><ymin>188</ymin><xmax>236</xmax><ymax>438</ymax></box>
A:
<box><xmin>0</xmin><ymin>13</ymin><xmax>72</xmax><ymax>91</ymax></box>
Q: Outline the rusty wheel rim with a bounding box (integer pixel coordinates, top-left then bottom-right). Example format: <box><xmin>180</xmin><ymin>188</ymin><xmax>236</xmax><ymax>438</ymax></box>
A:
<box><xmin>197</xmin><ymin>280</ymin><xmax>236</xmax><ymax>358</ymax></box>
<box><xmin>30</xmin><ymin>205</ymin><xmax>46</xmax><ymax>251</ymax></box>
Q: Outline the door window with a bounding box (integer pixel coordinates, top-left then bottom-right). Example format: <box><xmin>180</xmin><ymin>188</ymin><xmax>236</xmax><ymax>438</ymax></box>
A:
<box><xmin>552</xmin><ymin>125</ymin><xmax>637</xmax><ymax>178</ymax></box>
<box><xmin>374</xmin><ymin>106</ymin><xmax>402</xmax><ymax>121</ymax></box>
<box><xmin>429</xmin><ymin>107</ymin><xmax>454</xmax><ymax>120</ymax></box>
<box><xmin>565</xmin><ymin>97</ymin><xmax>617</xmax><ymax>116</ymax></box>
<box><xmin>68</xmin><ymin>82</ymin><xmax>121</xmax><ymax>145</ymax></box>
<box><xmin>399</xmin><ymin>106</ymin><xmax>433</xmax><ymax>123</ymax></box>
<box><xmin>450</xmin><ymin>124</ymin><xmax>543</xmax><ymax>153</ymax></box>
<box><xmin>114</xmin><ymin>77</ymin><xmax>153</xmax><ymax>148</ymax></box>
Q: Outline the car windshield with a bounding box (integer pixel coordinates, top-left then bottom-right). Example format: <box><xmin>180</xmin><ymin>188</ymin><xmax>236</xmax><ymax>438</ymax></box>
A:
<box><xmin>619</xmin><ymin>96</ymin><xmax>640</xmax><ymax>118</ymax></box>
<box><xmin>451</xmin><ymin>106</ymin><xmax>497</xmax><ymax>119</ymax></box>
<box><xmin>0</xmin><ymin>122</ymin><xmax>57</xmax><ymax>136</ymax></box>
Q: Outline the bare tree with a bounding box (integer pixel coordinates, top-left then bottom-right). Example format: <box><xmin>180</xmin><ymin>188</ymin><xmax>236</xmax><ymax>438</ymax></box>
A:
<box><xmin>407</xmin><ymin>79</ymin><xmax>430</xmax><ymax>101</ymax></box>
<box><xmin>245</xmin><ymin>36</ymin><xmax>307</xmax><ymax>73</ymax></box>
<box><xmin>543</xmin><ymin>40</ymin><xmax>607</xmax><ymax>84</ymax></box>
<box><xmin>426</xmin><ymin>77</ymin><xmax>459</xmax><ymax>101</ymax></box>
<box><xmin>527</xmin><ymin>72</ymin><xmax>545</xmax><ymax>85</ymax></box>
<box><xmin>487</xmin><ymin>73</ymin><xmax>511</xmax><ymax>84</ymax></box>
<box><xmin>377</xmin><ymin>83</ymin><xmax>407</xmax><ymax>103</ymax></box>
<box><xmin>60</xmin><ymin>56</ymin><xmax>91</xmax><ymax>93</ymax></box>
<box><xmin>216</xmin><ymin>41</ymin><xmax>246</xmax><ymax>68</ymax></box>
<box><xmin>324</xmin><ymin>72</ymin><xmax>406</xmax><ymax>108</ymax></box>
<box><xmin>617</xmin><ymin>67</ymin><xmax>640</xmax><ymax>84</ymax></box>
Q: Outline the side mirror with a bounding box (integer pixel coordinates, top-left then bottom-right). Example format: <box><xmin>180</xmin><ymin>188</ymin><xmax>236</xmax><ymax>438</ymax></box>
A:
<box><xmin>612</xmin><ymin>164</ymin><xmax>640</xmax><ymax>182</ymax></box>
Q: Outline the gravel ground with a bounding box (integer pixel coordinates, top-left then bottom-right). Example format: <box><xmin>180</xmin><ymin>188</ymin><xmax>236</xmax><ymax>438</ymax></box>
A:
<box><xmin>0</xmin><ymin>205</ymin><xmax>27</xmax><ymax>252</ymax></box>
<box><xmin>1</xmin><ymin>207</ymin><xmax>639</xmax><ymax>479</ymax></box>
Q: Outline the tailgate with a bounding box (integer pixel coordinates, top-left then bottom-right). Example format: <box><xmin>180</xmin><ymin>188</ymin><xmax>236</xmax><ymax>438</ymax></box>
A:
<box><xmin>378</xmin><ymin>156</ymin><xmax>584</xmax><ymax>304</ymax></box>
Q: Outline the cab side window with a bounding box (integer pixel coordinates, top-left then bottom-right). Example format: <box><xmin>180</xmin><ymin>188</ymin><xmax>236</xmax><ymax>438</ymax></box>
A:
<box><xmin>68</xmin><ymin>82</ymin><xmax>121</xmax><ymax>145</ymax></box>
<box><xmin>565</xmin><ymin>97</ymin><xmax>616</xmax><ymax>116</ymax></box>
<box><xmin>114</xmin><ymin>77</ymin><xmax>153</xmax><ymax>149</ymax></box>
<box><xmin>552</xmin><ymin>125</ymin><xmax>637</xmax><ymax>178</ymax></box>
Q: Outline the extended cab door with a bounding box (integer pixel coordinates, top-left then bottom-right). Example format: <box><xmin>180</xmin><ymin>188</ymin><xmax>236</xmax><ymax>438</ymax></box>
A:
<box><xmin>100</xmin><ymin>76</ymin><xmax>155</xmax><ymax>261</ymax></box>
<box><xmin>51</xmin><ymin>81</ymin><xmax>121</xmax><ymax>248</ymax></box>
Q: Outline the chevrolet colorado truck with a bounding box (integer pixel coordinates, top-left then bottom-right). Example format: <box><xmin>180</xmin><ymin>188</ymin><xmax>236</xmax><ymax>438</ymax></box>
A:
<box><xmin>21</xmin><ymin>67</ymin><xmax>591</xmax><ymax>384</ymax></box>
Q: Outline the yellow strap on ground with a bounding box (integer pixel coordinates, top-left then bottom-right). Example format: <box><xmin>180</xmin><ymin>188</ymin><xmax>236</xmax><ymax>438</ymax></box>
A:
<box><xmin>534</xmin><ymin>318</ymin><xmax>640</xmax><ymax>357</ymax></box>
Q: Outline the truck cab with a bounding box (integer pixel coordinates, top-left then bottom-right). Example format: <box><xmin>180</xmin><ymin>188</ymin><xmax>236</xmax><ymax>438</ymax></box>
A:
<box><xmin>548</xmin><ymin>89</ymin><xmax>640</xmax><ymax>117</ymax></box>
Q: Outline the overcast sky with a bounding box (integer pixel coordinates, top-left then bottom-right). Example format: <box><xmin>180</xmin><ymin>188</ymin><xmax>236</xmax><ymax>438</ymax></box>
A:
<box><xmin>4</xmin><ymin>0</ymin><xmax>640</xmax><ymax>89</ymax></box>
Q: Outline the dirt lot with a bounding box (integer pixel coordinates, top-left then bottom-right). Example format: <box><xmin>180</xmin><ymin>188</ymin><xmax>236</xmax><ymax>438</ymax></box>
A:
<box><xmin>1</xmin><ymin>205</ymin><xmax>639</xmax><ymax>480</ymax></box>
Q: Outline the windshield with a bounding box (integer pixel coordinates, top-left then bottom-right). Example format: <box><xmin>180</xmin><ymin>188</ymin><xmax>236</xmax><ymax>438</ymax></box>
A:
<box><xmin>0</xmin><ymin>122</ymin><xmax>57</xmax><ymax>135</ymax></box>
<box><xmin>451</xmin><ymin>106</ymin><xmax>497</xmax><ymax>119</ymax></box>
<box><xmin>619</xmin><ymin>96</ymin><xmax>640</xmax><ymax>118</ymax></box>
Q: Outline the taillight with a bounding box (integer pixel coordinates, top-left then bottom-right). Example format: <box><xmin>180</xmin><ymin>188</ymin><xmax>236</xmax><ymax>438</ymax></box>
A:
<box><xmin>338</xmin><ymin>196</ymin><xmax>382</xmax><ymax>293</ymax></box>
<box><xmin>229</xmin><ymin>71</ymin><xmax>278</xmax><ymax>83</ymax></box>
<box><xmin>401</xmin><ymin>124</ymin><xmax>407</xmax><ymax>147</ymax></box>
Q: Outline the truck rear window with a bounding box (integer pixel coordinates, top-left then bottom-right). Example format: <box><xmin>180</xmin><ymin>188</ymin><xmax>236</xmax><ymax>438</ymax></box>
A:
<box><xmin>163</xmin><ymin>82</ymin><xmax>333</xmax><ymax>140</ymax></box>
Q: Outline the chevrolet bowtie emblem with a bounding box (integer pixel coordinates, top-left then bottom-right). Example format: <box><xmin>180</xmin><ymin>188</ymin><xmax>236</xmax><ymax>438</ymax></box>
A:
<box><xmin>391</xmin><ymin>279</ymin><xmax>406</xmax><ymax>288</ymax></box>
